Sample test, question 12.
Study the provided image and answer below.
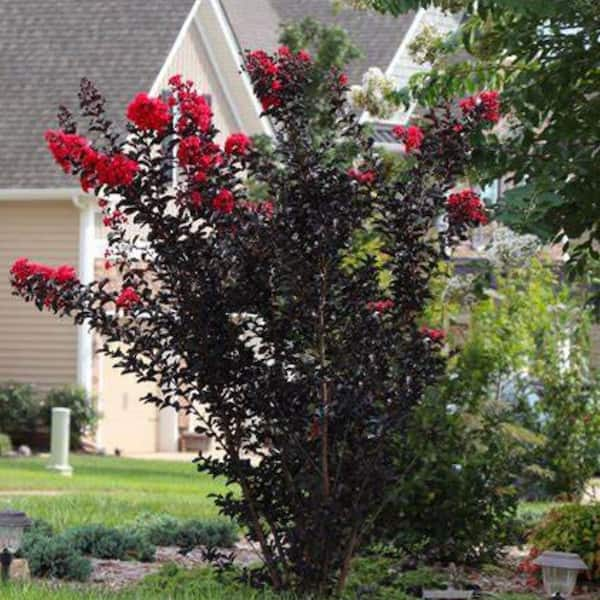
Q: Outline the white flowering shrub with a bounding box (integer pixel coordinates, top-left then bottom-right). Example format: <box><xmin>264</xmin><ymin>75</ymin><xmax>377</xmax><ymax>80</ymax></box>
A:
<box><xmin>348</xmin><ymin>67</ymin><xmax>398</xmax><ymax>119</ymax></box>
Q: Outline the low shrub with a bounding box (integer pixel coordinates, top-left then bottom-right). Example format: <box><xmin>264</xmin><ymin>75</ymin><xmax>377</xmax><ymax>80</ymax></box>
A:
<box><xmin>527</xmin><ymin>503</ymin><xmax>600</xmax><ymax>580</ymax></box>
<box><xmin>21</xmin><ymin>531</ymin><xmax>92</xmax><ymax>581</ymax></box>
<box><xmin>0</xmin><ymin>432</ymin><xmax>12</xmax><ymax>455</ymax></box>
<box><xmin>63</xmin><ymin>524</ymin><xmax>155</xmax><ymax>562</ymax></box>
<box><xmin>0</xmin><ymin>382</ymin><xmax>39</xmax><ymax>444</ymax></box>
<box><xmin>131</xmin><ymin>513</ymin><xmax>237</xmax><ymax>549</ymax></box>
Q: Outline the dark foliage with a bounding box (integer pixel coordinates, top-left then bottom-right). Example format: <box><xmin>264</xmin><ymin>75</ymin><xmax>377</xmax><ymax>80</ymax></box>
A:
<box><xmin>11</xmin><ymin>49</ymin><xmax>492</xmax><ymax>594</ymax></box>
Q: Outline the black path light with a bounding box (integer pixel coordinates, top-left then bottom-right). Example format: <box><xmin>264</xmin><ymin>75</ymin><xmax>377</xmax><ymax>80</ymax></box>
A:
<box><xmin>0</xmin><ymin>509</ymin><xmax>31</xmax><ymax>582</ymax></box>
<box><xmin>533</xmin><ymin>551</ymin><xmax>589</xmax><ymax>599</ymax></box>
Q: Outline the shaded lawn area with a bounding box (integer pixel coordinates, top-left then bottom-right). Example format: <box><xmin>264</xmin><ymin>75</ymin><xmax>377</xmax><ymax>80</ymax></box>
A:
<box><xmin>0</xmin><ymin>455</ymin><xmax>228</xmax><ymax>530</ymax></box>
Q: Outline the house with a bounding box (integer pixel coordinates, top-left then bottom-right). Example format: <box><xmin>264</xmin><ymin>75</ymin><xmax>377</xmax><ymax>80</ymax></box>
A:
<box><xmin>0</xmin><ymin>0</ymin><xmax>462</xmax><ymax>454</ymax></box>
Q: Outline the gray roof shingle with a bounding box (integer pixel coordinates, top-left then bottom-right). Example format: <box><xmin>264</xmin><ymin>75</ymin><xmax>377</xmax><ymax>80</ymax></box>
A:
<box><xmin>0</xmin><ymin>0</ymin><xmax>195</xmax><ymax>189</ymax></box>
<box><xmin>222</xmin><ymin>0</ymin><xmax>415</xmax><ymax>85</ymax></box>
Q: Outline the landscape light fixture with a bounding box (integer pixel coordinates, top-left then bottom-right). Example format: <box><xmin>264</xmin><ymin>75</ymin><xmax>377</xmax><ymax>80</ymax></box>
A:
<box><xmin>0</xmin><ymin>509</ymin><xmax>31</xmax><ymax>582</ymax></box>
<box><xmin>532</xmin><ymin>550</ymin><xmax>588</xmax><ymax>599</ymax></box>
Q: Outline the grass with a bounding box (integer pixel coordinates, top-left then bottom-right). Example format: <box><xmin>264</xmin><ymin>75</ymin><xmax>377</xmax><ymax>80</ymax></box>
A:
<box><xmin>0</xmin><ymin>454</ymin><xmax>228</xmax><ymax>530</ymax></box>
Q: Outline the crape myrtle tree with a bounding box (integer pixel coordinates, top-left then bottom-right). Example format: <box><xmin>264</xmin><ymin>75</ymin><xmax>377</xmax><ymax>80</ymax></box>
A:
<box><xmin>10</xmin><ymin>47</ymin><xmax>494</xmax><ymax>594</ymax></box>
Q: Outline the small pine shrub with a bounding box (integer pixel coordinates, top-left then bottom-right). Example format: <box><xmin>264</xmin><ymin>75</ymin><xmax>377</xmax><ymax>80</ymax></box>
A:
<box><xmin>63</xmin><ymin>524</ymin><xmax>155</xmax><ymax>562</ymax></box>
<box><xmin>0</xmin><ymin>432</ymin><xmax>12</xmax><ymax>455</ymax></box>
<box><xmin>22</xmin><ymin>533</ymin><xmax>92</xmax><ymax>581</ymax></box>
<box><xmin>528</xmin><ymin>503</ymin><xmax>600</xmax><ymax>580</ymax></box>
<box><xmin>131</xmin><ymin>513</ymin><xmax>238</xmax><ymax>549</ymax></box>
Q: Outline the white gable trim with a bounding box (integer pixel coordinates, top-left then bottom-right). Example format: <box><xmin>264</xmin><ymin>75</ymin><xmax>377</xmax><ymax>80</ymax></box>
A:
<box><xmin>209</xmin><ymin>0</ymin><xmax>274</xmax><ymax>137</ymax></box>
<box><xmin>150</xmin><ymin>0</ymin><xmax>204</xmax><ymax>96</ymax></box>
<box><xmin>193</xmin><ymin>15</ymin><xmax>245</xmax><ymax>130</ymax></box>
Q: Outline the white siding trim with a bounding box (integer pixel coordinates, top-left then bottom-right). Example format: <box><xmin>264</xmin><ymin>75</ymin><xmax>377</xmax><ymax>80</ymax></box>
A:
<box><xmin>193</xmin><ymin>15</ymin><xmax>245</xmax><ymax>130</ymax></box>
<box><xmin>149</xmin><ymin>0</ymin><xmax>204</xmax><ymax>96</ymax></box>
<box><xmin>209</xmin><ymin>0</ymin><xmax>274</xmax><ymax>137</ymax></box>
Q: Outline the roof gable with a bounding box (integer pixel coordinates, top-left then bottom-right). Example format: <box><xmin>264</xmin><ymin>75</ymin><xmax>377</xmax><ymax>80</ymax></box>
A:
<box><xmin>0</xmin><ymin>0</ymin><xmax>195</xmax><ymax>188</ymax></box>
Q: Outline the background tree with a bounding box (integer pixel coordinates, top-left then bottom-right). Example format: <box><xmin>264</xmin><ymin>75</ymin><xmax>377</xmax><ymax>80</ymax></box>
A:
<box><xmin>338</xmin><ymin>0</ymin><xmax>600</xmax><ymax>284</ymax></box>
<box><xmin>11</xmin><ymin>49</ymin><xmax>493</xmax><ymax>594</ymax></box>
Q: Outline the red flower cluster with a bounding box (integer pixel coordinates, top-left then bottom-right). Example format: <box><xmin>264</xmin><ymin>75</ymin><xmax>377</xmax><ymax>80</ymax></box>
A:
<box><xmin>213</xmin><ymin>189</ymin><xmax>235</xmax><ymax>214</ymax></box>
<box><xmin>45</xmin><ymin>130</ymin><xmax>138</xmax><ymax>192</ymax></box>
<box><xmin>240</xmin><ymin>200</ymin><xmax>274</xmax><ymax>218</ymax></box>
<box><xmin>420</xmin><ymin>326</ymin><xmax>446</xmax><ymax>342</ymax></box>
<box><xmin>348</xmin><ymin>168</ymin><xmax>376</xmax><ymax>185</ymax></box>
<box><xmin>446</xmin><ymin>189</ymin><xmax>489</xmax><ymax>226</ymax></box>
<box><xmin>517</xmin><ymin>547</ymin><xmax>542</xmax><ymax>588</ymax></box>
<box><xmin>245</xmin><ymin>47</ymin><xmax>313</xmax><ymax>112</ymax></box>
<box><xmin>126</xmin><ymin>92</ymin><xmax>171</xmax><ymax>132</ymax></box>
<box><xmin>224</xmin><ymin>133</ymin><xmax>252</xmax><ymax>156</ymax></box>
<box><xmin>392</xmin><ymin>125</ymin><xmax>424</xmax><ymax>153</ymax></box>
<box><xmin>459</xmin><ymin>90</ymin><xmax>500</xmax><ymax>123</ymax></box>
<box><xmin>102</xmin><ymin>209</ymin><xmax>127</xmax><ymax>229</ymax></box>
<box><xmin>10</xmin><ymin>257</ymin><xmax>77</xmax><ymax>289</ymax></box>
<box><xmin>115</xmin><ymin>286</ymin><xmax>141</xmax><ymax>309</ymax></box>
<box><xmin>168</xmin><ymin>75</ymin><xmax>213</xmax><ymax>134</ymax></box>
<box><xmin>45</xmin><ymin>131</ymin><xmax>92</xmax><ymax>173</ymax></box>
<box><xmin>367</xmin><ymin>299</ymin><xmax>394</xmax><ymax>313</ymax></box>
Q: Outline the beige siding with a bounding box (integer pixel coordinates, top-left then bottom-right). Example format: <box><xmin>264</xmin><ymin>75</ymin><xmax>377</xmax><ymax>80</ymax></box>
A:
<box><xmin>96</xmin><ymin>348</ymin><xmax>159</xmax><ymax>455</ymax></box>
<box><xmin>0</xmin><ymin>200</ymin><xmax>79</xmax><ymax>390</ymax></box>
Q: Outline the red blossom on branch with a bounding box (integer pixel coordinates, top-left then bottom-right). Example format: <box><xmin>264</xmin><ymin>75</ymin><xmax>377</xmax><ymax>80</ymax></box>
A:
<box><xmin>392</xmin><ymin>125</ymin><xmax>424</xmax><ymax>153</ymax></box>
<box><xmin>366</xmin><ymin>299</ymin><xmax>394</xmax><ymax>313</ymax></box>
<box><xmin>348</xmin><ymin>168</ymin><xmax>376</xmax><ymax>185</ymax></box>
<box><xmin>169</xmin><ymin>77</ymin><xmax>213</xmax><ymax>133</ymax></box>
<box><xmin>115</xmin><ymin>286</ymin><xmax>141</xmax><ymax>309</ymax></box>
<box><xmin>213</xmin><ymin>189</ymin><xmax>235</xmax><ymax>214</ymax></box>
<box><xmin>224</xmin><ymin>133</ymin><xmax>252</xmax><ymax>156</ymax></box>
<box><xmin>420</xmin><ymin>326</ymin><xmax>446</xmax><ymax>342</ymax></box>
<box><xmin>126</xmin><ymin>92</ymin><xmax>171</xmax><ymax>132</ymax></box>
<box><xmin>446</xmin><ymin>189</ymin><xmax>489</xmax><ymax>226</ymax></box>
<box><xmin>459</xmin><ymin>90</ymin><xmax>501</xmax><ymax>123</ymax></box>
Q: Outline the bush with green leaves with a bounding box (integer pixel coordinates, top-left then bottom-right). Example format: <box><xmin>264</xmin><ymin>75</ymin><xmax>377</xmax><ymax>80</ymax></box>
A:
<box><xmin>130</xmin><ymin>513</ymin><xmax>237</xmax><ymax>550</ymax></box>
<box><xmin>0</xmin><ymin>432</ymin><xmax>12</xmax><ymax>455</ymax></box>
<box><xmin>0</xmin><ymin>382</ymin><xmax>39</xmax><ymax>444</ymax></box>
<box><xmin>40</xmin><ymin>386</ymin><xmax>99</xmax><ymax>449</ymax></box>
<box><xmin>528</xmin><ymin>503</ymin><xmax>600</xmax><ymax>581</ymax></box>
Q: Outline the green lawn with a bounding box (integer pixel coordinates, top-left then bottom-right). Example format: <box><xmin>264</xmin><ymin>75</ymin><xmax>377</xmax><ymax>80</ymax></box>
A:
<box><xmin>0</xmin><ymin>454</ymin><xmax>228</xmax><ymax>530</ymax></box>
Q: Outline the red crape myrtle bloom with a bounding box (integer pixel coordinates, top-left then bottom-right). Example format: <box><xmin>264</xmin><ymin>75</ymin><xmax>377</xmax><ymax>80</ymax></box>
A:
<box><xmin>420</xmin><ymin>326</ymin><xmax>446</xmax><ymax>343</ymax></box>
<box><xmin>45</xmin><ymin>131</ymin><xmax>93</xmax><ymax>173</ymax></box>
<box><xmin>213</xmin><ymin>189</ymin><xmax>235</xmax><ymax>214</ymax></box>
<box><xmin>366</xmin><ymin>299</ymin><xmax>394</xmax><ymax>313</ymax></box>
<box><xmin>392</xmin><ymin>125</ymin><xmax>424</xmax><ymax>153</ymax></box>
<box><xmin>126</xmin><ymin>92</ymin><xmax>171</xmax><ymax>132</ymax></box>
<box><xmin>168</xmin><ymin>75</ymin><xmax>213</xmax><ymax>133</ymax></box>
<box><xmin>446</xmin><ymin>189</ymin><xmax>489</xmax><ymax>226</ymax></box>
<box><xmin>459</xmin><ymin>90</ymin><xmax>500</xmax><ymax>123</ymax></box>
<box><xmin>94</xmin><ymin>153</ymin><xmax>139</xmax><ymax>188</ymax></box>
<box><xmin>224</xmin><ymin>133</ymin><xmax>252</xmax><ymax>156</ymax></box>
<box><xmin>115</xmin><ymin>287</ymin><xmax>141</xmax><ymax>310</ymax></box>
<box><xmin>348</xmin><ymin>168</ymin><xmax>376</xmax><ymax>185</ymax></box>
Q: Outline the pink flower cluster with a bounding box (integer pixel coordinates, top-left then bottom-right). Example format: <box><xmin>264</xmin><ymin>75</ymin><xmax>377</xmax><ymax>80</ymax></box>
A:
<box><xmin>459</xmin><ymin>91</ymin><xmax>500</xmax><ymax>123</ymax></box>
<box><xmin>126</xmin><ymin>92</ymin><xmax>171</xmax><ymax>132</ymax></box>
<box><xmin>392</xmin><ymin>125</ymin><xmax>424</xmax><ymax>153</ymax></box>
<box><xmin>45</xmin><ymin>130</ymin><xmax>138</xmax><ymax>192</ymax></box>
<box><xmin>245</xmin><ymin>46</ymin><xmax>313</xmax><ymax>112</ymax></box>
<box><xmin>446</xmin><ymin>189</ymin><xmax>488</xmax><ymax>226</ymax></box>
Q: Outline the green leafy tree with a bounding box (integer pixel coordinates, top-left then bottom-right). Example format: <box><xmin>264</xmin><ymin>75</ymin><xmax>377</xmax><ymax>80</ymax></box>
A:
<box><xmin>339</xmin><ymin>0</ymin><xmax>600</xmax><ymax>281</ymax></box>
